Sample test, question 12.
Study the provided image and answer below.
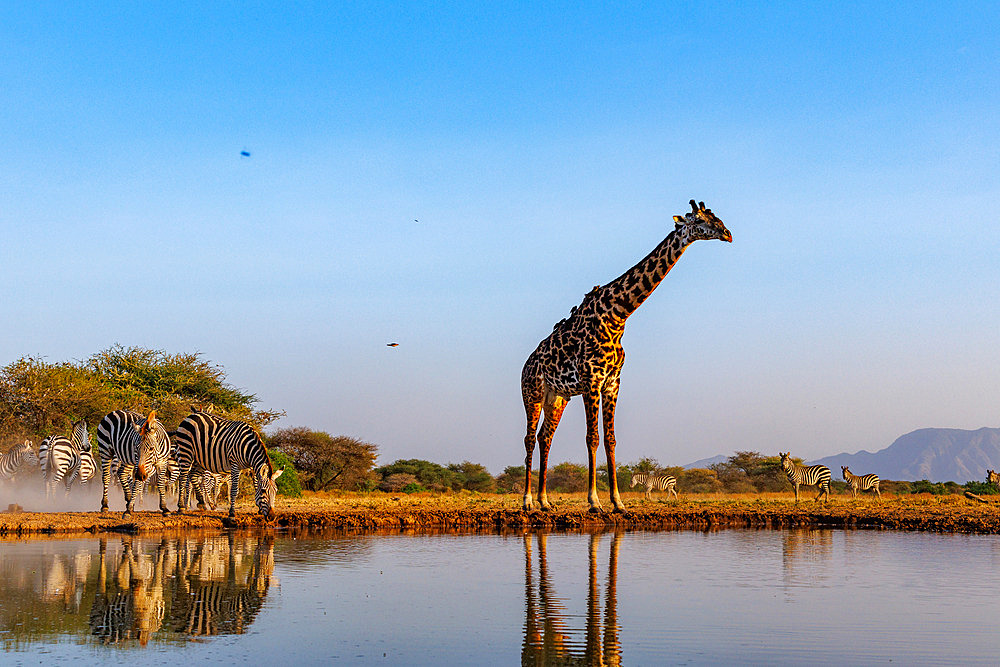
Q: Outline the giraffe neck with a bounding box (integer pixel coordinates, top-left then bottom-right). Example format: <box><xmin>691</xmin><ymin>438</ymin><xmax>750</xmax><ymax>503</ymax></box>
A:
<box><xmin>595</xmin><ymin>228</ymin><xmax>692</xmax><ymax>322</ymax></box>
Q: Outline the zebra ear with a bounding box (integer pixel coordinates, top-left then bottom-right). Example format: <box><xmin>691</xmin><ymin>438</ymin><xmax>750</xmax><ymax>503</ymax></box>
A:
<box><xmin>272</xmin><ymin>467</ymin><xmax>284</xmax><ymax>482</ymax></box>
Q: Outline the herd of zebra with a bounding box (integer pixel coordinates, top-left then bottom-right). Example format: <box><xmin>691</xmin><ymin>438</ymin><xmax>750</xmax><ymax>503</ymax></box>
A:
<box><xmin>629</xmin><ymin>453</ymin><xmax>885</xmax><ymax>502</ymax></box>
<box><xmin>0</xmin><ymin>407</ymin><xmax>283</xmax><ymax>519</ymax></box>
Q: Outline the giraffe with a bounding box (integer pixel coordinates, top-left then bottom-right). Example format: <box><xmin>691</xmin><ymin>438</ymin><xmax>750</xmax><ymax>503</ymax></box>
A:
<box><xmin>521</xmin><ymin>200</ymin><xmax>732</xmax><ymax>512</ymax></box>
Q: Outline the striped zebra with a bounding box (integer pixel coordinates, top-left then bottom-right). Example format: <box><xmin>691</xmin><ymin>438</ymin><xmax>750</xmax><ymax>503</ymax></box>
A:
<box><xmin>988</xmin><ymin>469</ymin><xmax>1000</xmax><ymax>488</ymax></box>
<box><xmin>841</xmin><ymin>466</ymin><xmax>881</xmax><ymax>500</ymax></box>
<box><xmin>173</xmin><ymin>411</ymin><xmax>282</xmax><ymax>519</ymax></box>
<box><xmin>0</xmin><ymin>440</ymin><xmax>38</xmax><ymax>480</ymax></box>
<box><xmin>779</xmin><ymin>452</ymin><xmax>831</xmax><ymax>503</ymax></box>
<box><xmin>41</xmin><ymin>419</ymin><xmax>91</xmax><ymax>497</ymax></box>
<box><xmin>630</xmin><ymin>472</ymin><xmax>678</xmax><ymax>499</ymax></box>
<box><xmin>97</xmin><ymin>410</ymin><xmax>171</xmax><ymax>517</ymax></box>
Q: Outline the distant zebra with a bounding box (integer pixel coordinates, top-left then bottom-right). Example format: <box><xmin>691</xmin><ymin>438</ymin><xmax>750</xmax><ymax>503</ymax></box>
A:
<box><xmin>173</xmin><ymin>411</ymin><xmax>282</xmax><ymax>519</ymax></box>
<box><xmin>841</xmin><ymin>466</ymin><xmax>881</xmax><ymax>501</ymax></box>
<box><xmin>988</xmin><ymin>469</ymin><xmax>1000</xmax><ymax>489</ymax></box>
<box><xmin>41</xmin><ymin>420</ymin><xmax>92</xmax><ymax>497</ymax></box>
<box><xmin>779</xmin><ymin>452</ymin><xmax>831</xmax><ymax>503</ymax></box>
<box><xmin>630</xmin><ymin>472</ymin><xmax>678</xmax><ymax>499</ymax></box>
<box><xmin>97</xmin><ymin>410</ymin><xmax>171</xmax><ymax>517</ymax></box>
<box><xmin>0</xmin><ymin>440</ymin><xmax>38</xmax><ymax>481</ymax></box>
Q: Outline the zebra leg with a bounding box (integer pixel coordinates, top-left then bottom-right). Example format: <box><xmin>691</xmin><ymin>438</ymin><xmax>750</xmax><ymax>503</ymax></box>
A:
<box><xmin>64</xmin><ymin>466</ymin><xmax>79</xmax><ymax>497</ymax></box>
<box><xmin>154</xmin><ymin>460</ymin><xmax>169</xmax><ymax>515</ymax></box>
<box><xmin>793</xmin><ymin>483</ymin><xmax>800</xmax><ymax>503</ymax></box>
<box><xmin>120</xmin><ymin>464</ymin><xmax>136</xmax><ymax>518</ymax></box>
<box><xmin>101</xmin><ymin>459</ymin><xmax>113</xmax><ymax>512</ymax></box>
<box><xmin>176</xmin><ymin>463</ymin><xmax>192</xmax><ymax>513</ymax></box>
<box><xmin>875</xmin><ymin>485</ymin><xmax>882</xmax><ymax>502</ymax></box>
<box><xmin>228</xmin><ymin>466</ymin><xmax>239</xmax><ymax>518</ymax></box>
<box><xmin>670</xmin><ymin>486</ymin><xmax>678</xmax><ymax>500</ymax></box>
<box><xmin>645</xmin><ymin>487</ymin><xmax>651</xmax><ymax>500</ymax></box>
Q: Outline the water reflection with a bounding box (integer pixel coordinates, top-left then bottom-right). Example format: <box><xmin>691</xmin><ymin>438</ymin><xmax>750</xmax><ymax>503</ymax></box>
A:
<box><xmin>522</xmin><ymin>531</ymin><xmax>621</xmax><ymax>666</ymax></box>
<box><xmin>781</xmin><ymin>528</ymin><xmax>833</xmax><ymax>592</ymax></box>
<box><xmin>1</xmin><ymin>533</ymin><xmax>274</xmax><ymax>648</ymax></box>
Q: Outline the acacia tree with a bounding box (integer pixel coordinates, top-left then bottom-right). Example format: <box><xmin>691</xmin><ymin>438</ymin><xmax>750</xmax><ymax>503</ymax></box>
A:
<box><xmin>267</xmin><ymin>428</ymin><xmax>377</xmax><ymax>491</ymax></box>
<box><xmin>0</xmin><ymin>345</ymin><xmax>281</xmax><ymax>441</ymax></box>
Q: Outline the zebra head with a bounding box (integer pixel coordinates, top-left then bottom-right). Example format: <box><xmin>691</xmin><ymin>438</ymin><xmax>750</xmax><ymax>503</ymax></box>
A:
<box><xmin>72</xmin><ymin>419</ymin><xmax>89</xmax><ymax>451</ymax></box>
<box><xmin>253</xmin><ymin>463</ymin><xmax>284</xmax><ymax>520</ymax></box>
<box><xmin>134</xmin><ymin>411</ymin><xmax>165</xmax><ymax>482</ymax></box>
<box><xmin>778</xmin><ymin>452</ymin><xmax>793</xmax><ymax>472</ymax></box>
<box><xmin>20</xmin><ymin>439</ymin><xmax>39</xmax><ymax>467</ymax></box>
<box><xmin>841</xmin><ymin>466</ymin><xmax>850</xmax><ymax>479</ymax></box>
<box><xmin>988</xmin><ymin>469</ymin><xmax>999</xmax><ymax>487</ymax></box>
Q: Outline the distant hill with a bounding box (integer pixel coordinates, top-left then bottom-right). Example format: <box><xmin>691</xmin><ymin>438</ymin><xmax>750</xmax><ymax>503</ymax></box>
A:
<box><xmin>810</xmin><ymin>427</ymin><xmax>1000</xmax><ymax>483</ymax></box>
<box><xmin>682</xmin><ymin>454</ymin><xmax>729</xmax><ymax>469</ymax></box>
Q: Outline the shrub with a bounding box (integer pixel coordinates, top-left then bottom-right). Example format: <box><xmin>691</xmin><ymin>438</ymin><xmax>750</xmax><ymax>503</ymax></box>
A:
<box><xmin>268</xmin><ymin>450</ymin><xmax>302</xmax><ymax>497</ymax></box>
<box><xmin>268</xmin><ymin>428</ymin><xmax>377</xmax><ymax>491</ymax></box>
<box><xmin>380</xmin><ymin>473</ymin><xmax>419</xmax><ymax>492</ymax></box>
<box><xmin>401</xmin><ymin>482</ymin><xmax>426</xmax><ymax>494</ymax></box>
<box><xmin>547</xmin><ymin>462</ymin><xmax>588</xmax><ymax>493</ymax></box>
<box><xmin>964</xmin><ymin>480</ymin><xmax>1000</xmax><ymax>495</ymax></box>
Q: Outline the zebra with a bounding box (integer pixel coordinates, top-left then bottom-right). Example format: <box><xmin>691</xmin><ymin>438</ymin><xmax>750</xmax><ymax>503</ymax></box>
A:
<box><xmin>41</xmin><ymin>419</ymin><xmax>91</xmax><ymax>497</ymax></box>
<box><xmin>97</xmin><ymin>410</ymin><xmax>171</xmax><ymax>517</ymax></box>
<box><xmin>988</xmin><ymin>469</ymin><xmax>1000</xmax><ymax>489</ymax></box>
<box><xmin>0</xmin><ymin>440</ymin><xmax>38</xmax><ymax>481</ymax></box>
<box><xmin>779</xmin><ymin>452</ymin><xmax>831</xmax><ymax>503</ymax></box>
<box><xmin>630</xmin><ymin>472</ymin><xmax>678</xmax><ymax>499</ymax></box>
<box><xmin>173</xmin><ymin>411</ymin><xmax>282</xmax><ymax>519</ymax></box>
<box><xmin>841</xmin><ymin>466</ymin><xmax>881</xmax><ymax>500</ymax></box>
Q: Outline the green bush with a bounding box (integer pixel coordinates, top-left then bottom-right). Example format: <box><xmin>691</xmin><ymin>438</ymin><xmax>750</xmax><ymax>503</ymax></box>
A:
<box><xmin>268</xmin><ymin>450</ymin><xmax>302</xmax><ymax>497</ymax></box>
<box><xmin>963</xmin><ymin>480</ymin><xmax>1000</xmax><ymax>495</ymax></box>
<box><xmin>401</xmin><ymin>482</ymin><xmax>426</xmax><ymax>494</ymax></box>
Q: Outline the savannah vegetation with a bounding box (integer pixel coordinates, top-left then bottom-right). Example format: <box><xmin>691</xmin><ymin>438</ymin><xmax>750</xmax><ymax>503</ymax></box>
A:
<box><xmin>1</xmin><ymin>347</ymin><xmax>996</xmax><ymax>504</ymax></box>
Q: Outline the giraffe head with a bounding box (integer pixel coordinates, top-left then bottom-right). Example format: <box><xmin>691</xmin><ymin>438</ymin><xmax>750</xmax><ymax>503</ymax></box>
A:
<box><xmin>673</xmin><ymin>200</ymin><xmax>732</xmax><ymax>243</ymax></box>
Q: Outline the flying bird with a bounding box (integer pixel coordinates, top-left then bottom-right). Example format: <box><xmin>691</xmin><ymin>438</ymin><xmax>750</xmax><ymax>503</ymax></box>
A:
<box><xmin>240</xmin><ymin>150</ymin><xmax>251</xmax><ymax>157</ymax></box>
<box><xmin>386</xmin><ymin>342</ymin><xmax>399</xmax><ymax>347</ymax></box>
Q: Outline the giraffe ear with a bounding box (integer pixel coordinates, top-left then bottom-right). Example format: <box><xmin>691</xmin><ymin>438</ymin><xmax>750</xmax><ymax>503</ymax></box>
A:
<box><xmin>673</xmin><ymin>215</ymin><xmax>684</xmax><ymax>223</ymax></box>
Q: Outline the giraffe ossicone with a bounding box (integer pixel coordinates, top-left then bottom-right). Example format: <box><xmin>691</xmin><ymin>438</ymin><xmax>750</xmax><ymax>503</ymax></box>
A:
<box><xmin>520</xmin><ymin>199</ymin><xmax>732</xmax><ymax>512</ymax></box>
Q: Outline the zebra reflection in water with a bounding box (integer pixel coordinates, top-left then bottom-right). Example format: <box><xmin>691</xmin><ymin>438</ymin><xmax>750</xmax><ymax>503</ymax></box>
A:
<box><xmin>522</xmin><ymin>531</ymin><xmax>622</xmax><ymax>666</ymax></box>
<box><xmin>164</xmin><ymin>533</ymin><xmax>274</xmax><ymax>636</ymax></box>
<box><xmin>88</xmin><ymin>534</ymin><xmax>274</xmax><ymax>645</ymax></box>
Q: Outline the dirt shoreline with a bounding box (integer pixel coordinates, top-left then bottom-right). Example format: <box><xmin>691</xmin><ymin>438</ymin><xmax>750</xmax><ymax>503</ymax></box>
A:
<box><xmin>3</xmin><ymin>493</ymin><xmax>1000</xmax><ymax>536</ymax></box>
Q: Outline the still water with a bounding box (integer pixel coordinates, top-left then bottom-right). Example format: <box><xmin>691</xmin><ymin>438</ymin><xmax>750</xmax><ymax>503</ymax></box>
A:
<box><xmin>1</xmin><ymin>528</ymin><xmax>998</xmax><ymax>665</ymax></box>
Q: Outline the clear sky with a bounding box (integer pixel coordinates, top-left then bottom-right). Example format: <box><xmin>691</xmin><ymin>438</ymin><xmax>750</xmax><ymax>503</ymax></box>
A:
<box><xmin>3</xmin><ymin>3</ymin><xmax>998</xmax><ymax>473</ymax></box>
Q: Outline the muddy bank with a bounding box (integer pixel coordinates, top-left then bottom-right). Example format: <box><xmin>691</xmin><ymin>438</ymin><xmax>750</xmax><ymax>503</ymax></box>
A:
<box><xmin>3</xmin><ymin>494</ymin><xmax>1000</xmax><ymax>536</ymax></box>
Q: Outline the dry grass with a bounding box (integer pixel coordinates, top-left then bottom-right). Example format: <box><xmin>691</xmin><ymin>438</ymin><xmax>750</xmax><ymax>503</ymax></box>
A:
<box><xmin>2</xmin><ymin>490</ymin><xmax>998</xmax><ymax>537</ymax></box>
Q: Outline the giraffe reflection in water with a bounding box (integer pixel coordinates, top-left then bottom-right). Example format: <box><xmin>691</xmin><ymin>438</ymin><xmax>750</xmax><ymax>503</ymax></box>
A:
<box><xmin>522</xmin><ymin>531</ymin><xmax>622</xmax><ymax>666</ymax></box>
<box><xmin>89</xmin><ymin>533</ymin><xmax>274</xmax><ymax>645</ymax></box>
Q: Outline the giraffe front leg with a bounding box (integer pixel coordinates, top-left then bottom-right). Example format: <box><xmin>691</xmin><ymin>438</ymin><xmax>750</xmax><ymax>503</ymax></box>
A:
<box><xmin>601</xmin><ymin>384</ymin><xmax>626</xmax><ymax>513</ymax></box>
<box><xmin>582</xmin><ymin>390</ymin><xmax>604</xmax><ymax>513</ymax></box>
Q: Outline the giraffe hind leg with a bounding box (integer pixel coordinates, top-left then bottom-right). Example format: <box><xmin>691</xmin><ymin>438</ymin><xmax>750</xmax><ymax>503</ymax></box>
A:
<box><xmin>522</xmin><ymin>397</ymin><xmax>541</xmax><ymax>512</ymax></box>
<box><xmin>536</xmin><ymin>392</ymin><xmax>569</xmax><ymax>512</ymax></box>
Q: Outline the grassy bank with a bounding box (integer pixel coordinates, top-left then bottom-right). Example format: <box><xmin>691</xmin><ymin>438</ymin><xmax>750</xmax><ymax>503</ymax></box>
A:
<box><xmin>3</xmin><ymin>491</ymin><xmax>1000</xmax><ymax>536</ymax></box>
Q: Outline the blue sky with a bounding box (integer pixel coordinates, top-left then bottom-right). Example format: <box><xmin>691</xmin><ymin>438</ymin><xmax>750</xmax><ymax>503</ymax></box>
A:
<box><xmin>2</xmin><ymin>3</ymin><xmax>998</xmax><ymax>472</ymax></box>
